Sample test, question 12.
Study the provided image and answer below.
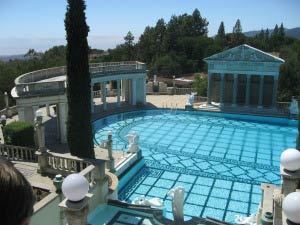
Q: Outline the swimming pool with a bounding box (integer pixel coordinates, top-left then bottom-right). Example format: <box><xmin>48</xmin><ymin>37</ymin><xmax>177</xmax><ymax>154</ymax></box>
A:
<box><xmin>93</xmin><ymin>110</ymin><xmax>297</xmax><ymax>222</ymax></box>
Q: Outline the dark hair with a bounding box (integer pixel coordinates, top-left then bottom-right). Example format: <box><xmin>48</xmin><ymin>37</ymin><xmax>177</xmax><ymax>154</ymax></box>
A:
<box><xmin>0</xmin><ymin>159</ymin><xmax>34</xmax><ymax>225</ymax></box>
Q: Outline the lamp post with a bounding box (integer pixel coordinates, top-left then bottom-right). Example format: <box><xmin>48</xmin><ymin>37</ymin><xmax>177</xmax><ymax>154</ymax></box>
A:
<box><xmin>280</xmin><ymin>149</ymin><xmax>300</xmax><ymax>197</ymax></box>
<box><xmin>59</xmin><ymin>173</ymin><xmax>93</xmax><ymax>225</ymax></box>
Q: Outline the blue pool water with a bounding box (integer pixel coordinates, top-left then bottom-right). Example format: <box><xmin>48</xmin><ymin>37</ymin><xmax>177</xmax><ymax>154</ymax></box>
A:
<box><xmin>93</xmin><ymin>110</ymin><xmax>297</xmax><ymax>222</ymax></box>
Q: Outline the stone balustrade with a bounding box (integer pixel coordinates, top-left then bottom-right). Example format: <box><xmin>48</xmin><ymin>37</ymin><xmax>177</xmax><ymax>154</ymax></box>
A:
<box><xmin>174</xmin><ymin>87</ymin><xmax>197</xmax><ymax>95</ymax></box>
<box><xmin>0</xmin><ymin>144</ymin><xmax>37</xmax><ymax>162</ymax></box>
<box><xmin>14</xmin><ymin>62</ymin><xmax>146</xmax><ymax>98</ymax></box>
<box><xmin>39</xmin><ymin>151</ymin><xmax>91</xmax><ymax>176</ymax></box>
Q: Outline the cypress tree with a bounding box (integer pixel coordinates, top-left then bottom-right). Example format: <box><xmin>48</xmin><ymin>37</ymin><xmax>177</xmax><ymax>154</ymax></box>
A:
<box><xmin>273</xmin><ymin>24</ymin><xmax>279</xmax><ymax>36</ymax></box>
<box><xmin>279</xmin><ymin>23</ymin><xmax>285</xmax><ymax>37</ymax></box>
<box><xmin>65</xmin><ymin>0</ymin><xmax>94</xmax><ymax>158</ymax></box>
<box><xmin>233</xmin><ymin>19</ymin><xmax>242</xmax><ymax>33</ymax></box>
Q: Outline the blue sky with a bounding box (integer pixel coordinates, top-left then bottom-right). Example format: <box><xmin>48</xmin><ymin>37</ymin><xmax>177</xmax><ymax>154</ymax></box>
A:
<box><xmin>1</xmin><ymin>0</ymin><xmax>300</xmax><ymax>55</ymax></box>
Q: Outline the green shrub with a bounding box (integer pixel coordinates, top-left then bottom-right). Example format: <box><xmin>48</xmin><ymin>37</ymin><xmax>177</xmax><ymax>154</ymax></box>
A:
<box><xmin>3</xmin><ymin>121</ymin><xmax>35</xmax><ymax>147</ymax></box>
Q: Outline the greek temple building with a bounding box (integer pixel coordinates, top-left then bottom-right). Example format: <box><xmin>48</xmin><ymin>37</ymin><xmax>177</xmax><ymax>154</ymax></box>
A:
<box><xmin>204</xmin><ymin>44</ymin><xmax>285</xmax><ymax>108</ymax></box>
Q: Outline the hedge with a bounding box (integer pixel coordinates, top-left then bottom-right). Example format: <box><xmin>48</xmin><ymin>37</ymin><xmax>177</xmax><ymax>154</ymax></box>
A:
<box><xmin>3</xmin><ymin>121</ymin><xmax>35</xmax><ymax>147</ymax></box>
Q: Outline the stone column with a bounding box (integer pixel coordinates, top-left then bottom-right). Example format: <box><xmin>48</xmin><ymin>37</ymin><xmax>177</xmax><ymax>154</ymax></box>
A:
<box><xmin>17</xmin><ymin>107</ymin><xmax>25</xmax><ymax>121</ymax></box>
<box><xmin>58</xmin><ymin>102</ymin><xmax>67</xmax><ymax>143</ymax></box>
<box><xmin>91</xmin><ymin>83</ymin><xmax>94</xmax><ymax>113</ymax></box>
<box><xmin>272</xmin><ymin>76</ymin><xmax>278</xmax><ymax>108</ymax></box>
<box><xmin>117</xmin><ymin>80</ymin><xmax>121</xmax><ymax>107</ymax></box>
<box><xmin>280</xmin><ymin>166</ymin><xmax>300</xmax><ymax>197</ymax></box>
<box><xmin>4</xmin><ymin>92</ymin><xmax>9</xmax><ymax>108</ymax></box>
<box><xmin>59</xmin><ymin>194</ymin><xmax>92</xmax><ymax>225</ymax></box>
<box><xmin>55</xmin><ymin>104</ymin><xmax>60</xmax><ymax>140</ymax></box>
<box><xmin>101</xmin><ymin>82</ymin><xmax>107</xmax><ymax>111</ymax></box>
<box><xmin>258</xmin><ymin>75</ymin><xmax>264</xmax><ymax>108</ymax></box>
<box><xmin>143</xmin><ymin>78</ymin><xmax>147</xmax><ymax>105</ymax></box>
<box><xmin>219</xmin><ymin>73</ymin><xmax>225</xmax><ymax>105</ymax></box>
<box><xmin>232</xmin><ymin>73</ymin><xmax>238</xmax><ymax>106</ymax></box>
<box><xmin>207</xmin><ymin>73</ymin><xmax>212</xmax><ymax>104</ymax></box>
<box><xmin>121</xmin><ymin>80</ymin><xmax>125</xmax><ymax>100</ymax></box>
<box><xmin>131</xmin><ymin>79</ymin><xmax>137</xmax><ymax>106</ymax></box>
<box><xmin>245</xmin><ymin>74</ymin><xmax>251</xmax><ymax>106</ymax></box>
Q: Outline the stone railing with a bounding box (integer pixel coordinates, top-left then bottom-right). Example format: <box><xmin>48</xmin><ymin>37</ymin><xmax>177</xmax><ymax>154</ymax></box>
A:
<box><xmin>0</xmin><ymin>144</ymin><xmax>37</xmax><ymax>162</ymax></box>
<box><xmin>90</xmin><ymin>61</ymin><xmax>146</xmax><ymax>77</ymax></box>
<box><xmin>93</xmin><ymin>89</ymin><xmax>117</xmax><ymax>98</ymax></box>
<box><xmin>0</xmin><ymin>106</ymin><xmax>18</xmax><ymax>117</ymax></box>
<box><xmin>14</xmin><ymin>62</ymin><xmax>146</xmax><ymax>98</ymax></box>
<box><xmin>174</xmin><ymin>87</ymin><xmax>196</xmax><ymax>95</ymax></box>
<box><xmin>38</xmin><ymin>151</ymin><xmax>91</xmax><ymax>176</ymax></box>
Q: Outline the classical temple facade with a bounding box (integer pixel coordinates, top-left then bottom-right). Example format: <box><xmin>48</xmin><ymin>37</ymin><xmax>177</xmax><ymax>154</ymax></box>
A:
<box><xmin>204</xmin><ymin>44</ymin><xmax>284</xmax><ymax>108</ymax></box>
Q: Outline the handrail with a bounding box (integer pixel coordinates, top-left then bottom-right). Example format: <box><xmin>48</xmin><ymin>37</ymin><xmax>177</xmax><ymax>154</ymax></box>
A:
<box><xmin>0</xmin><ymin>144</ymin><xmax>37</xmax><ymax>162</ymax></box>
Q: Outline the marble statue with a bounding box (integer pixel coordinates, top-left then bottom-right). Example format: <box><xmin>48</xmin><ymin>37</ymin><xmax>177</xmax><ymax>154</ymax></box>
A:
<box><xmin>125</xmin><ymin>131</ymin><xmax>140</xmax><ymax>153</ymax></box>
<box><xmin>167</xmin><ymin>186</ymin><xmax>185</xmax><ymax>223</ymax></box>
<box><xmin>235</xmin><ymin>213</ymin><xmax>257</xmax><ymax>225</ymax></box>
<box><xmin>289</xmin><ymin>96</ymin><xmax>299</xmax><ymax>115</ymax></box>
<box><xmin>132</xmin><ymin>195</ymin><xmax>164</xmax><ymax>207</ymax></box>
<box><xmin>186</xmin><ymin>92</ymin><xmax>197</xmax><ymax>106</ymax></box>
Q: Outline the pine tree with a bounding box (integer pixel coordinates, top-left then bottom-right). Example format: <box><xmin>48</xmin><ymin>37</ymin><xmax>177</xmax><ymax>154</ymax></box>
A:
<box><xmin>265</xmin><ymin>29</ymin><xmax>270</xmax><ymax>40</ymax></box>
<box><xmin>279</xmin><ymin>23</ymin><xmax>285</xmax><ymax>37</ymax></box>
<box><xmin>217</xmin><ymin>22</ymin><xmax>225</xmax><ymax>38</ymax></box>
<box><xmin>124</xmin><ymin>31</ymin><xmax>135</xmax><ymax>60</ymax></box>
<box><xmin>273</xmin><ymin>24</ymin><xmax>279</xmax><ymax>36</ymax></box>
<box><xmin>233</xmin><ymin>19</ymin><xmax>242</xmax><ymax>33</ymax></box>
<box><xmin>65</xmin><ymin>0</ymin><xmax>94</xmax><ymax>158</ymax></box>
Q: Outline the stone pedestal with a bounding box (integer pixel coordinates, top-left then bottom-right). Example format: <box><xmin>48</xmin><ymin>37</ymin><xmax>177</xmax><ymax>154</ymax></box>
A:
<box><xmin>59</xmin><ymin>194</ymin><xmax>93</xmax><ymax>225</ymax></box>
<box><xmin>280</xmin><ymin>165</ymin><xmax>300</xmax><ymax>197</ymax></box>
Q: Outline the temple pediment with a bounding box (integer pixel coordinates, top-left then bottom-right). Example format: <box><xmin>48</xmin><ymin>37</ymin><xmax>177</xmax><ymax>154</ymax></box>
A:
<box><xmin>204</xmin><ymin>44</ymin><xmax>284</xmax><ymax>63</ymax></box>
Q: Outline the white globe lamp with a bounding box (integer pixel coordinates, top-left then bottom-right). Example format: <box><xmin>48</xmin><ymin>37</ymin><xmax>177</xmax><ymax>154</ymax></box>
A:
<box><xmin>280</xmin><ymin>148</ymin><xmax>300</xmax><ymax>171</ymax></box>
<box><xmin>62</xmin><ymin>173</ymin><xmax>89</xmax><ymax>202</ymax></box>
<box><xmin>282</xmin><ymin>192</ymin><xmax>300</xmax><ymax>224</ymax></box>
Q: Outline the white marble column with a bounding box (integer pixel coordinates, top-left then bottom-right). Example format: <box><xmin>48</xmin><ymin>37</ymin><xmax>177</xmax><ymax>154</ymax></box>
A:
<box><xmin>131</xmin><ymin>79</ymin><xmax>137</xmax><ymax>106</ymax></box>
<box><xmin>58</xmin><ymin>102</ymin><xmax>67</xmax><ymax>143</ymax></box>
<box><xmin>101</xmin><ymin>82</ymin><xmax>107</xmax><ymax>110</ymax></box>
<box><xmin>90</xmin><ymin>83</ymin><xmax>94</xmax><ymax>113</ymax></box>
<box><xmin>121</xmin><ymin>80</ymin><xmax>125</xmax><ymax>100</ymax></box>
<box><xmin>55</xmin><ymin>104</ymin><xmax>60</xmax><ymax>140</ymax></box>
<box><xmin>219</xmin><ymin>73</ymin><xmax>225</xmax><ymax>105</ymax></box>
<box><xmin>117</xmin><ymin>80</ymin><xmax>121</xmax><ymax>107</ymax></box>
<box><xmin>207</xmin><ymin>73</ymin><xmax>212</xmax><ymax>104</ymax></box>
<box><xmin>232</xmin><ymin>73</ymin><xmax>238</xmax><ymax>106</ymax></box>
<box><xmin>272</xmin><ymin>76</ymin><xmax>278</xmax><ymax>108</ymax></box>
<box><xmin>258</xmin><ymin>75</ymin><xmax>264</xmax><ymax>108</ymax></box>
<box><xmin>143</xmin><ymin>78</ymin><xmax>147</xmax><ymax>105</ymax></box>
<box><xmin>245</xmin><ymin>74</ymin><xmax>251</xmax><ymax>106</ymax></box>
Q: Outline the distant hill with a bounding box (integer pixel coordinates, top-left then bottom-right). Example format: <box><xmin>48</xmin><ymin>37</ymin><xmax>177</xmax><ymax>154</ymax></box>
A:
<box><xmin>0</xmin><ymin>54</ymin><xmax>26</xmax><ymax>62</ymax></box>
<box><xmin>244</xmin><ymin>27</ymin><xmax>300</xmax><ymax>39</ymax></box>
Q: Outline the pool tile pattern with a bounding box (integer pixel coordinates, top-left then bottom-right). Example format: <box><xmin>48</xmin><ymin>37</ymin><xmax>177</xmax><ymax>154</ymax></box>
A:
<box><xmin>93</xmin><ymin>110</ymin><xmax>297</xmax><ymax>223</ymax></box>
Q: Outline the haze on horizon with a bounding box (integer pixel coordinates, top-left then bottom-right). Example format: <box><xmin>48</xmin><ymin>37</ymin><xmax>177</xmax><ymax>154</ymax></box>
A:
<box><xmin>1</xmin><ymin>0</ymin><xmax>300</xmax><ymax>55</ymax></box>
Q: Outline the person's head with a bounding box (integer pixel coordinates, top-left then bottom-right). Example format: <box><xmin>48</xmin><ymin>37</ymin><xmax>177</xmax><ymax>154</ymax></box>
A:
<box><xmin>0</xmin><ymin>159</ymin><xmax>34</xmax><ymax>225</ymax></box>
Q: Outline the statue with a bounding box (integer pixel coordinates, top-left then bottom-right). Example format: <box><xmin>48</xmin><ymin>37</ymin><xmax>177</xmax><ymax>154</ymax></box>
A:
<box><xmin>167</xmin><ymin>186</ymin><xmax>184</xmax><ymax>223</ymax></box>
<box><xmin>235</xmin><ymin>213</ymin><xmax>257</xmax><ymax>225</ymax></box>
<box><xmin>125</xmin><ymin>131</ymin><xmax>140</xmax><ymax>153</ymax></box>
<box><xmin>186</xmin><ymin>92</ymin><xmax>197</xmax><ymax>106</ymax></box>
<box><xmin>289</xmin><ymin>96</ymin><xmax>299</xmax><ymax>115</ymax></box>
<box><xmin>132</xmin><ymin>195</ymin><xmax>164</xmax><ymax>207</ymax></box>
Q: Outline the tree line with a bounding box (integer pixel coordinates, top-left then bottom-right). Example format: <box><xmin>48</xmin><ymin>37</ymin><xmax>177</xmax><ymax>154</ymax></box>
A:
<box><xmin>0</xmin><ymin>8</ymin><xmax>299</xmax><ymax>109</ymax></box>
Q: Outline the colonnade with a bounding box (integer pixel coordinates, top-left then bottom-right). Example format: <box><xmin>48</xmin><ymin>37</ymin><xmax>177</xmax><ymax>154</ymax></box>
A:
<box><xmin>91</xmin><ymin>77</ymin><xmax>146</xmax><ymax>112</ymax></box>
<box><xmin>207</xmin><ymin>73</ymin><xmax>278</xmax><ymax>108</ymax></box>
